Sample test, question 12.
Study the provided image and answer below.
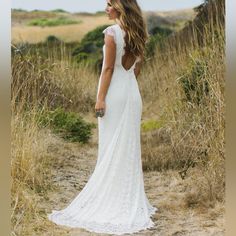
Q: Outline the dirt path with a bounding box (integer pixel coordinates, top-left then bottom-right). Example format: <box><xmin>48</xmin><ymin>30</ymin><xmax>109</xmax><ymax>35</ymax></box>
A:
<box><xmin>42</xmin><ymin>124</ymin><xmax>225</xmax><ymax>236</ymax></box>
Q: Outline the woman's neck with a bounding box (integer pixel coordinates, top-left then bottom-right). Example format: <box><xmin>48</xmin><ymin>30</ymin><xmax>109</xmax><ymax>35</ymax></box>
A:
<box><xmin>116</xmin><ymin>20</ymin><xmax>123</xmax><ymax>29</ymax></box>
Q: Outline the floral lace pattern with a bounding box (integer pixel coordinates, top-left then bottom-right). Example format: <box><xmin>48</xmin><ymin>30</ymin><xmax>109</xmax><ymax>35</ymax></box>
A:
<box><xmin>48</xmin><ymin>205</ymin><xmax>157</xmax><ymax>235</ymax></box>
<box><xmin>103</xmin><ymin>26</ymin><xmax>117</xmax><ymax>44</ymax></box>
<box><xmin>48</xmin><ymin>24</ymin><xmax>158</xmax><ymax>235</ymax></box>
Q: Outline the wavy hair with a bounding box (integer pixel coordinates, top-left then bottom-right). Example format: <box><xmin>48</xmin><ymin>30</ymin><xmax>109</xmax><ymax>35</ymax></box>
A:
<box><xmin>110</xmin><ymin>0</ymin><xmax>149</xmax><ymax>60</ymax></box>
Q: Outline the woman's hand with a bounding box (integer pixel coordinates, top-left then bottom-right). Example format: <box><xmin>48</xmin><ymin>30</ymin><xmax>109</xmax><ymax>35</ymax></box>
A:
<box><xmin>95</xmin><ymin>99</ymin><xmax>106</xmax><ymax>117</ymax></box>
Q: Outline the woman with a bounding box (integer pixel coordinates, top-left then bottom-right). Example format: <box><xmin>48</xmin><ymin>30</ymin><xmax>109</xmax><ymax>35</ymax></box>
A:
<box><xmin>48</xmin><ymin>0</ymin><xmax>158</xmax><ymax>234</ymax></box>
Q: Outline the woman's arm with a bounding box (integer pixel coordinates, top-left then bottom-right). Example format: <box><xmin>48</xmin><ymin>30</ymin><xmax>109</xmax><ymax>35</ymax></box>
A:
<box><xmin>134</xmin><ymin>58</ymin><xmax>143</xmax><ymax>79</ymax></box>
<box><xmin>95</xmin><ymin>33</ymin><xmax>116</xmax><ymax>115</ymax></box>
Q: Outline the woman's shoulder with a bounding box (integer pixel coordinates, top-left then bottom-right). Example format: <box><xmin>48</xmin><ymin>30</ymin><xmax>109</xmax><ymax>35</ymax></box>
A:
<box><xmin>102</xmin><ymin>24</ymin><xmax>119</xmax><ymax>44</ymax></box>
<box><xmin>102</xmin><ymin>24</ymin><xmax>118</xmax><ymax>34</ymax></box>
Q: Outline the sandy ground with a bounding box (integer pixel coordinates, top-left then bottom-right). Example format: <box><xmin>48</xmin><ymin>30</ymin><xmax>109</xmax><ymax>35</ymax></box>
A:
<box><xmin>41</xmin><ymin>122</ymin><xmax>225</xmax><ymax>236</ymax></box>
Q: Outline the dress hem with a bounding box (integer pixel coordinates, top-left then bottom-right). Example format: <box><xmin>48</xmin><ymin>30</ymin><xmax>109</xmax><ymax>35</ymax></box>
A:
<box><xmin>47</xmin><ymin>206</ymin><xmax>158</xmax><ymax>235</ymax></box>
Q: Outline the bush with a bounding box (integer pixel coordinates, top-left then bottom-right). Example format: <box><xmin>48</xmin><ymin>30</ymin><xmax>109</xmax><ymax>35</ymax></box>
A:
<box><xmin>178</xmin><ymin>55</ymin><xmax>209</xmax><ymax>105</ymax></box>
<box><xmin>37</xmin><ymin>107</ymin><xmax>95</xmax><ymax>143</ymax></box>
<box><xmin>75</xmin><ymin>52</ymin><xmax>89</xmax><ymax>63</ymax></box>
<box><xmin>149</xmin><ymin>26</ymin><xmax>173</xmax><ymax>36</ymax></box>
<box><xmin>72</xmin><ymin>25</ymin><xmax>108</xmax><ymax>57</ymax></box>
<box><xmin>52</xmin><ymin>9</ymin><xmax>68</xmax><ymax>13</ymax></box>
<box><xmin>72</xmin><ymin>24</ymin><xmax>110</xmax><ymax>70</ymax></box>
<box><xmin>45</xmin><ymin>35</ymin><xmax>62</xmax><ymax>44</ymax></box>
<box><xmin>27</xmin><ymin>17</ymin><xmax>81</xmax><ymax>27</ymax></box>
<box><xmin>146</xmin><ymin>26</ymin><xmax>173</xmax><ymax>57</ymax></box>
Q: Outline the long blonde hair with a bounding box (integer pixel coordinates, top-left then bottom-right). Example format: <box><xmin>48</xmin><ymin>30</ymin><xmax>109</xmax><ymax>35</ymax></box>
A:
<box><xmin>110</xmin><ymin>0</ymin><xmax>149</xmax><ymax>60</ymax></box>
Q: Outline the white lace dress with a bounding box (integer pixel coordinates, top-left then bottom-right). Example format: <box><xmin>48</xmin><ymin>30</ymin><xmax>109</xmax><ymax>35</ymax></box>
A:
<box><xmin>47</xmin><ymin>23</ymin><xmax>158</xmax><ymax>235</ymax></box>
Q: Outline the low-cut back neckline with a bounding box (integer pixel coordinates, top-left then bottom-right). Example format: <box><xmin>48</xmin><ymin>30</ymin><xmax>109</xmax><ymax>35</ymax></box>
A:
<box><xmin>116</xmin><ymin>24</ymin><xmax>137</xmax><ymax>72</ymax></box>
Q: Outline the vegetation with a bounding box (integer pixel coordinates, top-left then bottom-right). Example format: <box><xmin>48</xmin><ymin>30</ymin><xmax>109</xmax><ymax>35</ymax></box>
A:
<box><xmin>141</xmin><ymin>119</ymin><xmax>166</xmax><ymax>132</ymax></box>
<box><xmin>140</xmin><ymin>0</ymin><xmax>225</xmax><ymax>206</ymax></box>
<box><xmin>178</xmin><ymin>54</ymin><xmax>210</xmax><ymax>105</ymax></box>
<box><xmin>72</xmin><ymin>24</ymin><xmax>173</xmax><ymax>69</ymax></box>
<box><xmin>27</xmin><ymin>16</ymin><xmax>81</xmax><ymax>27</ymax></box>
<box><xmin>11</xmin><ymin>9</ymin><xmax>58</xmax><ymax>20</ymax></box>
<box><xmin>11</xmin><ymin>8</ymin><xmax>28</xmax><ymax>12</ymax></box>
<box><xmin>51</xmin><ymin>9</ymin><xmax>68</xmax><ymax>13</ymax></box>
<box><xmin>72</xmin><ymin>24</ymin><xmax>109</xmax><ymax>71</ymax></box>
<box><xmin>146</xmin><ymin>26</ymin><xmax>173</xmax><ymax>58</ymax></box>
<box><xmin>11</xmin><ymin>35</ymin><xmax>98</xmax><ymax>234</ymax></box>
<box><xmin>11</xmin><ymin>0</ymin><xmax>225</xmax><ymax>234</ymax></box>
<box><xmin>37</xmin><ymin>107</ymin><xmax>95</xmax><ymax>143</ymax></box>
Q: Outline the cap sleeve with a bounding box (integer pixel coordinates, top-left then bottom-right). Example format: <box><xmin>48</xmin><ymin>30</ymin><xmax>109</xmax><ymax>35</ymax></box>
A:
<box><xmin>102</xmin><ymin>25</ymin><xmax>116</xmax><ymax>44</ymax></box>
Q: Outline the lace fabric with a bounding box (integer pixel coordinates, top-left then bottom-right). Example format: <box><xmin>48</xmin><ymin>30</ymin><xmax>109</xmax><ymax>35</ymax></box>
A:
<box><xmin>103</xmin><ymin>26</ymin><xmax>117</xmax><ymax>44</ymax></box>
<box><xmin>48</xmin><ymin>206</ymin><xmax>157</xmax><ymax>235</ymax></box>
<box><xmin>47</xmin><ymin>24</ymin><xmax>158</xmax><ymax>235</ymax></box>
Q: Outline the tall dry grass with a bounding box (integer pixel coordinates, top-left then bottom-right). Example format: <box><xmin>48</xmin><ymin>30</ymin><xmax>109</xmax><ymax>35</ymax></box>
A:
<box><xmin>11</xmin><ymin>43</ymin><xmax>98</xmax><ymax>234</ymax></box>
<box><xmin>139</xmin><ymin>0</ymin><xmax>225</xmax><ymax>208</ymax></box>
<box><xmin>11</xmin><ymin>43</ymin><xmax>98</xmax><ymax>114</ymax></box>
<box><xmin>11</xmin><ymin>107</ymin><xmax>54</xmax><ymax>235</ymax></box>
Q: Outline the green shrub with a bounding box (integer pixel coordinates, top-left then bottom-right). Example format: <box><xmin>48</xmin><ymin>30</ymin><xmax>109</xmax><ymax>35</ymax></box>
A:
<box><xmin>27</xmin><ymin>17</ymin><xmax>81</xmax><ymax>27</ymax></box>
<box><xmin>146</xmin><ymin>34</ymin><xmax>163</xmax><ymax>57</ymax></box>
<box><xmin>72</xmin><ymin>25</ymin><xmax>108</xmax><ymax>57</ymax></box>
<box><xmin>72</xmin><ymin>24</ymin><xmax>110</xmax><ymax>70</ymax></box>
<box><xmin>37</xmin><ymin>107</ymin><xmax>95</xmax><ymax>143</ymax></box>
<box><xmin>146</xmin><ymin>26</ymin><xmax>173</xmax><ymax>57</ymax></box>
<box><xmin>149</xmin><ymin>26</ymin><xmax>173</xmax><ymax>36</ymax></box>
<box><xmin>51</xmin><ymin>9</ymin><xmax>68</xmax><ymax>13</ymax></box>
<box><xmin>45</xmin><ymin>35</ymin><xmax>62</xmax><ymax>43</ymax></box>
<box><xmin>74</xmin><ymin>42</ymin><xmax>97</xmax><ymax>54</ymax></box>
<box><xmin>75</xmin><ymin>52</ymin><xmax>89</xmax><ymax>63</ymax></box>
<box><xmin>178</xmin><ymin>55</ymin><xmax>209</xmax><ymax>105</ymax></box>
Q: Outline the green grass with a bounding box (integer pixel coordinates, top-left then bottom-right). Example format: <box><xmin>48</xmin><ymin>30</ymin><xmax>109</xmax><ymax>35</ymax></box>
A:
<box><xmin>141</xmin><ymin>119</ymin><xmax>166</xmax><ymax>132</ymax></box>
<box><xmin>27</xmin><ymin>17</ymin><xmax>82</xmax><ymax>27</ymax></box>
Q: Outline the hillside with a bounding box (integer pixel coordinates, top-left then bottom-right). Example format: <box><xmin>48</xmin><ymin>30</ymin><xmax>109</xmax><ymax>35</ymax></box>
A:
<box><xmin>11</xmin><ymin>8</ymin><xmax>195</xmax><ymax>44</ymax></box>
